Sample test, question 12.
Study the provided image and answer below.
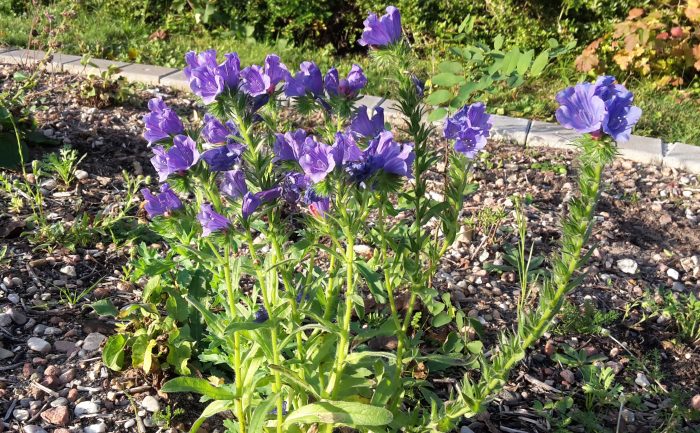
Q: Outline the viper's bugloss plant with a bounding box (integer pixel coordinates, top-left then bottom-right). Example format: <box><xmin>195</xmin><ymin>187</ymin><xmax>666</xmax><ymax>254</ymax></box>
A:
<box><xmin>99</xmin><ymin>5</ymin><xmax>641</xmax><ymax>433</ymax></box>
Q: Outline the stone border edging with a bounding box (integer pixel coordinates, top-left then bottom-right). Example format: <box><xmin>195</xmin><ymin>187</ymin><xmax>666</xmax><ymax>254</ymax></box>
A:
<box><xmin>2</xmin><ymin>48</ymin><xmax>699</xmax><ymax>174</ymax></box>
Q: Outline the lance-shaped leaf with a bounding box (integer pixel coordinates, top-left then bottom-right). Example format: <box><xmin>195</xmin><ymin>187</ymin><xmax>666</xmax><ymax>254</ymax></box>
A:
<box><xmin>283</xmin><ymin>401</ymin><xmax>393</xmax><ymax>428</ymax></box>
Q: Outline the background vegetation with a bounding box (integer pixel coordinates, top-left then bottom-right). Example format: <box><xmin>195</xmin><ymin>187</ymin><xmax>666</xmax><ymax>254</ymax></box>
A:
<box><xmin>1</xmin><ymin>0</ymin><xmax>699</xmax><ymax>145</ymax></box>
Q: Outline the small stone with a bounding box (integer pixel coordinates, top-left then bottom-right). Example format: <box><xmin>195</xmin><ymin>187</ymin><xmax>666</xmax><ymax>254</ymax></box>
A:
<box><xmin>621</xmin><ymin>408</ymin><xmax>635</xmax><ymax>423</ymax></box>
<box><xmin>67</xmin><ymin>388</ymin><xmax>79</xmax><ymax>402</ymax></box>
<box><xmin>460</xmin><ymin>427</ymin><xmax>475</xmax><ymax>433</ymax></box>
<box><xmin>8</xmin><ymin>292</ymin><xmax>20</xmax><ymax>303</ymax></box>
<box><xmin>59</xmin><ymin>265</ymin><xmax>76</xmax><ymax>277</ymax></box>
<box><xmin>635</xmin><ymin>372</ymin><xmax>650</xmax><ymax>388</ymax></box>
<box><xmin>84</xmin><ymin>423</ymin><xmax>107</xmax><ymax>433</ymax></box>
<box><xmin>41</xmin><ymin>406</ymin><xmax>70</xmax><ymax>426</ymax></box>
<box><xmin>666</xmin><ymin>268</ymin><xmax>680</xmax><ymax>280</ymax></box>
<box><xmin>13</xmin><ymin>408</ymin><xmax>30</xmax><ymax>422</ymax></box>
<box><xmin>560</xmin><ymin>369</ymin><xmax>576</xmax><ymax>384</ymax></box>
<box><xmin>75</xmin><ymin>170</ymin><xmax>89</xmax><ymax>180</ymax></box>
<box><xmin>40</xmin><ymin>179</ymin><xmax>57</xmax><ymax>190</ymax></box>
<box><xmin>124</xmin><ymin>419</ymin><xmax>136</xmax><ymax>429</ymax></box>
<box><xmin>59</xmin><ymin>368</ymin><xmax>76</xmax><ymax>384</ymax></box>
<box><xmin>691</xmin><ymin>394</ymin><xmax>700</xmax><ymax>411</ymax></box>
<box><xmin>51</xmin><ymin>397</ymin><xmax>69</xmax><ymax>407</ymax></box>
<box><xmin>7</xmin><ymin>307</ymin><xmax>28</xmax><ymax>325</ymax></box>
<box><xmin>0</xmin><ymin>347</ymin><xmax>14</xmax><ymax>359</ymax></box>
<box><xmin>45</xmin><ymin>365</ymin><xmax>61</xmax><ymax>376</ymax></box>
<box><xmin>74</xmin><ymin>401</ymin><xmax>100</xmax><ymax>416</ymax></box>
<box><xmin>53</xmin><ymin>340</ymin><xmax>77</xmax><ymax>353</ymax></box>
<box><xmin>0</xmin><ymin>312</ymin><xmax>12</xmax><ymax>327</ymax></box>
<box><xmin>671</xmin><ymin>282</ymin><xmax>686</xmax><ymax>292</ymax></box>
<box><xmin>617</xmin><ymin>259</ymin><xmax>638</xmax><ymax>274</ymax></box>
<box><xmin>27</xmin><ymin>337</ymin><xmax>52</xmax><ymax>354</ymax></box>
<box><xmin>33</xmin><ymin>324</ymin><xmax>47</xmax><ymax>336</ymax></box>
<box><xmin>141</xmin><ymin>395</ymin><xmax>160</xmax><ymax>413</ymax></box>
<box><xmin>82</xmin><ymin>332</ymin><xmax>106</xmax><ymax>351</ymax></box>
<box><xmin>353</xmin><ymin>244</ymin><xmax>372</xmax><ymax>258</ymax></box>
<box><xmin>23</xmin><ymin>426</ymin><xmax>47</xmax><ymax>433</ymax></box>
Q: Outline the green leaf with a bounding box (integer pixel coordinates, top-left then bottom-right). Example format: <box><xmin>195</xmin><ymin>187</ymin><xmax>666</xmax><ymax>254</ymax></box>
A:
<box><xmin>529</xmin><ymin>50</ymin><xmax>550</xmax><ymax>76</ymax></box>
<box><xmin>283</xmin><ymin>401</ymin><xmax>393</xmax><ymax>428</ymax></box>
<box><xmin>189</xmin><ymin>400</ymin><xmax>236</xmax><ymax>433</ymax></box>
<box><xmin>142</xmin><ymin>275</ymin><xmax>162</xmax><ymax>303</ymax></box>
<box><xmin>249</xmin><ymin>393</ymin><xmax>279</xmax><ymax>433</ymax></box>
<box><xmin>431</xmin><ymin>312</ymin><xmax>452</xmax><ymax>328</ymax></box>
<box><xmin>431</xmin><ymin>72</ymin><xmax>464</xmax><ymax>87</ymax></box>
<box><xmin>225</xmin><ymin>320</ymin><xmax>275</xmax><ymax>332</ymax></box>
<box><xmin>355</xmin><ymin>260</ymin><xmax>386</xmax><ymax>303</ymax></box>
<box><xmin>142</xmin><ymin>339</ymin><xmax>157</xmax><ymax>374</ymax></box>
<box><xmin>269</xmin><ymin>365</ymin><xmax>321</xmax><ymax>399</ymax></box>
<box><xmin>161</xmin><ymin>377</ymin><xmax>238</xmax><ymax>400</ymax></box>
<box><xmin>102</xmin><ymin>334</ymin><xmax>127</xmax><ymax>371</ymax></box>
<box><xmin>438</xmin><ymin>61</ymin><xmax>463</xmax><ymax>74</ymax></box>
<box><xmin>493</xmin><ymin>34</ymin><xmax>504</xmax><ymax>50</ymax></box>
<box><xmin>427</xmin><ymin>108</ymin><xmax>448</xmax><ymax>122</ymax></box>
<box><xmin>425</xmin><ymin>89</ymin><xmax>452</xmax><ymax>106</ymax></box>
<box><xmin>502</xmin><ymin>47</ymin><xmax>520</xmax><ymax>75</ymax></box>
<box><xmin>517</xmin><ymin>49</ymin><xmax>535</xmax><ymax>75</ymax></box>
<box><xmin>91</xmin><ymin>299</ymin><xmax>117</xmax><ymax>317</ymax></box>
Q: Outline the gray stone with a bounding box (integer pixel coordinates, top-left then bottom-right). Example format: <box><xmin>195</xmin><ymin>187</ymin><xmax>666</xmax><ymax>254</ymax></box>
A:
<box><xmin>84</xmin><ymin>423</ymin><xmax>107</xmax><ymax>433</ymax></box>
<box><xmin>117</xmin><ymin>63</ymin><xmax>178</xmax><ymax>85</ymax></box>
<box><xmin>356</xmin><ymin>94</ymin><xmax>385</xmax><ymax>109</ymax></box>
<box><xmin>0</xmin><ymin>347</ymin><xmax>14</xmax><ymax>359</ymax></box>
<box><xmin>617</xmin><ymin>135</ymin><xmax>663</xmax><ymax>165</ymax></box>
<box><xmin>53</xmin><ymin>340</ymin><xmax>77</xmax><ymax>354</ymax></box>
<box><xmin>0</xmin><ymin>46</ymin><xmax>15</xmax><ymax>54</ymax></box>
<box><xmin>0</xmin><ymin>50</ymin><xmax>81</xmax><ymax>71</ymax></box>
<box><xmin>664</xmin><ymin>142</ymin><xmax>700</xmax><ymax>174</ymax></box>
<box><xmin>7</xmin><ymin>307</ymin><xmax>27</xmax><ymax>325</ymax></box>
<box><xmin>140</xmin><ymin>395</ymin><xmax>160</xmax><ymax>412</ymax></box>
<box><xmin>617</xmin><ymin>258</ymin><xmax>638</xmax><ymax>275</ymax></box>
<box><xmin>74</xmin><ymin>401</ymin><xmax>100</xmax><ymax>416</ymax></box>
<box><xmin>0</xmin><ymin>312</ymin><xmax>11</xmax><ymax>327</ymax></box>
<box><xmin>635</xmin><ymin>372</ymin><xmax>650</xmax><ymax>388</ymax></box>
<box><xmin>526</xmin><ymin>120</ymin><xmax>578</xmax><ymax>150</ymax></box>
<box><xmin>491</xmin><ymin>114</ymin><xmax>532</xmax><ymax>146</ymax></box>
<box><xmin>74</xmin><ymin>170</ymin><xmax>89</xmax><ymax>180</ymax></box>
<box><xmin>63</xmin><ymin>58</ymin><xmax>131</xmax><ymax>77</ymax></box>
<box><xmin>13</xmin><ymin>408</ymin><xmax>30</xmax><ymax>421</ymax></box>
<box><xmin>22</xmin><ymin>425</ymin><xmax>47</xmax><ymax>433</ymax></box>
<box><xmin>27</xmin><ymin>337</ymin><xmax>51</xmax><ymax>354</ymax></box>
<box><xmin>124</xmin><ymin>419</ymin><xmax>136</xmax><ymax>429</ymax></box>
<box><xmin>60</xmin><ymin>265</ymin><xmax>76</xmax><ymax>277</ymax></box>
<box><xmin>160</xmin><ymin>69</ymin><xmax>189</xmax><ymax>91</ymax></box>
<box><xmin>671</xmin><ymin>282</ymin><xmax>686</xmax><ymax>292</ymax></box>
<box><xmin>82</xmin><ymin>332</ymin><xmax>106</xmax><ymax>351</ymax></box>
<box><xmin>51</xmin><ymin>397</ymin><xmax>69</xmax><ymax>407</ymax></box>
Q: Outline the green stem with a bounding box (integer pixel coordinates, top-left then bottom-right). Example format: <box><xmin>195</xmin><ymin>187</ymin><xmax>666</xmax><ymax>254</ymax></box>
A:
<box><xmin>223</xmin><ymin>239</ymin><xmax>245</xmax><ymax>433</ymax></box>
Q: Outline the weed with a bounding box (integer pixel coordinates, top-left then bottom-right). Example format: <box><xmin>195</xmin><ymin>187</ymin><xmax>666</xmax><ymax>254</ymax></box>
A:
<box><xmin>152</xmin><ymin>405</ymin><xmax>185</xmax><ymax>429</ymax></box>
<box><xmin>552</xmin><ymin>344</ymin><xmax>607</xmax><ymax>369</ymax></box>
<box><xmin>77</xmin><ymin>59</ymin><xmax>130</xmax><ymax>108</ymax></box>
<box><xmin>59</xmin><ymin>277</ymin><xmax>102</xmax><ymax>308</ymax></box>
<box><xmin>42</xmin><ymin>145</ymin><xmax>85</xmax><ymax>187</ymax></box>
<box><xmin>554</xmin><ymin>299</ymin><xmax>621</xmax><ymax>336</ymax></box>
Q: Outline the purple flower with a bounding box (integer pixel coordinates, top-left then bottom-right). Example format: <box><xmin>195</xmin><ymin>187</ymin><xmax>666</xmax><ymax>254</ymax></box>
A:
<box><xmin>346</xmin><ymin>131</ymin><xmax>414</xmax><ymax>183</ymax></box>
<box><xmin>350</xmin><ymin>106</ymin><xmax>385</xmax><ymax>138</ymax></box>
<box><xmin>201</xmin><ymin>114</ymin><xmax>239</xmax><ymax>144</ymax></box>
<box><xmin>556</xmin><ymin>77</ymin><xmax>641</xmax><ymax>142</ymax></box>
<box><xmin>220</xmin><ymin>169</ymin><xmax>248</xmax><ymax>199</ymax></box>
<box><xmin>240</xmin><ymin>54</ymin><xmax>289</xmax><ymax>97</ymax></box>
<box><xmin>325</xmin><ymin>65</ymin><xmax>367</xmax><ymax>98</ymax></box>
<box><xmin>273</xmin><ymin>129</ymin><xmax>311</xmax><ymax>162</ymax></box>
<box><xmin>331</xmin><ymin>132</ymin><xmax>363</xmax><ymax>165</ymax></box>
<box><xmin>285</xmin><ymin>61</ymin><xmax>323</xmax><ymax>97</ymax></box>
<box><xmin>150</xmin><ymin>135</ymin><xmax>200</xmax><ymax>182</ymax></box>
<box><xmin>253</xmin><ymin>306</ymin><xmax>269</xmax><ymax>323</ymax></box>
<box><xmin>281</xmin><ymin>172</ymin><xmax>309</xmax><ymax>203</ymax></box>
<box><xmin>197</xmin><ymin>203</ymin><xmax>231</xmax><ymax>236</ymax></box>
<box><xmin>184</xmin><ymin>50</ymin><xmax>241</xmax><ymax>104</ymax></box>
<box><xmin>298</xmin><ymin>138</ymin><xmax>336</xmax><ymax>183</ymax></box>
<box><xmin>555</xmin><ymin>83</ymin><xmax>606</xmax><ymax>136</ymax></box>
<box><xmin>444</xmin><ymin>103</ymin><xmax>493</xmax><ymax>158</ymax></box>
<box><xmin>201</xmin><ymin>143</ymin><xmax>246</xmax><ymax>171</ymax></box>
<box><xmin>304</xmin><ymin>189</ymin><xmax>331</xmax><ymax>218</ymax></box>
<box><xmin>140</xmin><ymin>183</ymin><xmax>182</xmax><ymax>218</ymax></box>
<box><xmin>143</xmin><ymin>98</ymin><xmax>184</xmax><ymax>145</ymax></box>
<box><xmin>358</xmin><ymin>6</ymin><xmax>402</xmax><ymax>47</ymax></box>
<box><xmin>602</xmin><ymin>90</ymin><xmax>642</xmax><ymax>142</ymax></box>
<box><xmin>242</xmin><ymin>192</ymin><xmax>261</xmax><ymax>219</ymax></box>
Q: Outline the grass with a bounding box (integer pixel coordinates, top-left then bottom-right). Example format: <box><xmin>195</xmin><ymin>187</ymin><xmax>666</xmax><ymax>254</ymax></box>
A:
<box><xmin>1</xmin><ymin>2</ymin><xmax>699</xmax><ymax>145</ymax></box>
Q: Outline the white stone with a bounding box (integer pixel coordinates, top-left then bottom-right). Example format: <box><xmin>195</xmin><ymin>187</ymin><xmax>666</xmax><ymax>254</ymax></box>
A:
<box><xmin>124</xmin><ymin>419</ymin><xmax>136</xmax><ymax>429</ymax></box>
<box><xmin>84</xmin><ymin>423</ymin><xmax>107</xmax><ymax>433</ymax></box>
<box><xmin>23</xmin><ymin>426</ymin><xmax>47</xmax><ymax>433</ymax></box>
<box><xmin>60</xmin><ymin>265</ymin><xmax>76</xmax><ymax>277</ymax></box>
<box><xmin>27</xmin><ymin>337</ymin><xmax>51</xmax><ymax>354</ymax></box>
<box><xmin>141</xmin><ymin>395</ymin><xmax>160</xmax><ymax>413</ymax></box>
<box><xmin>635</xmin><ymin>372</ymin><xmax>650</xmax><ymax>388</ymax></box>
<box><xmin>616</xmin><ymin>259</ymin><xmax>638</xmax><ymax>274</ymax></box>
<box><xmin>666</xmin><ymin>268</ymin><xmax>679</xmax><ymax>280</ymax></box>
<box><xmin>74</xmin><ymin>401</ymin><xmax>100</xmax><ymax>416</ymax></box>
<box><xmin>75</xmin><ymin>170</ymin><xmax>89</xmax><ymax>180</ymax></box>
<box><xmin>0</xmin><ymin>313</ymin><xmax>11</xmax><ymax>327</ymax></box>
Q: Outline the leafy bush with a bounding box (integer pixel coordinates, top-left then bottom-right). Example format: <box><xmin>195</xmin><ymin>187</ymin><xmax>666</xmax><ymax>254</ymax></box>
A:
<box><xmin>576</xmin><ymin>1</ymin><xmax>700</xmax><ymax>86</ymax></box>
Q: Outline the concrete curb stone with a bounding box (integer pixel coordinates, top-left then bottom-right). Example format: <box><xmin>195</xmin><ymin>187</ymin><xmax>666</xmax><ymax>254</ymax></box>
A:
<box><xmin>526</xmin><ymin>120</ymin><xmax>579</xmax><ymax>150</ymax></box>
<box><xmin>63</xmin><ymin>58</ymin><xmax>131</xmax><ymax>76</ymax></box>
<box><xmin>160</xmin><ymin>70</ymin><xmax>189</xmax><ymax>92</ymax></box>
<box><xmin>664</xmin><ymin>142</ymin><xmax>700</xmax><ymax>173</ymax></box>
<box><xmin>116</xmin><ymin>63</ymin><xmax>179</xmax><ymax>85</ymax></box>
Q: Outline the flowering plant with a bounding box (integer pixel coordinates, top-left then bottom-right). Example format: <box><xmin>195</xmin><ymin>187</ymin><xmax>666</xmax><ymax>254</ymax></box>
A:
<box><xmin>99</xmin><ymin>5</ymin><xmax>640</xmax><ymax>433</ymax></box>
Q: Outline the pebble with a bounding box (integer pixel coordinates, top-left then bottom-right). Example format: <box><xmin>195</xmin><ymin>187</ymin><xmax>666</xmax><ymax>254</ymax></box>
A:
<box><xmin>0</xmin><ymin>347</ymin><xmax>14</xmax><ymax>359</ymax></box>
<box><xmin>51</xmin><ymin>397</ymin><xmax>69</xmax><ymax>407</ymax></box>
<box><xmin>60</xmin><ymin>265</ymin><xmax>76</xmax><ymax>277</ymax></box>
<box><xmin>84</xmin><ymin>422</ymin><xmax>107</xmax><ymax>433</ymax></box>
<box><xmin>124</xmin><ymin>419</ymin><xmax>136</xmax><ymax>429</ymax></box>
<box><xmin>13</xmin><ymin>408</ymin><xmax>30</xmax><ymax>422</ymax></box>
<box><xmin>54</xmin><ymin>340</ymin><xmax>77</xmax><ymax>353</ymax></box>
<box><xmin>23</xmin><ymin>426</ymin><xmax>47</xmax><ymax>433</ymax></box>
<box><xmin>8</xmin><ymin>292</ymin><xmax>20</xmax><ymax>303</ymax></box>
<box><xmin>7</xmin><ymin>307</ymin><xmax>28</xmax><ymax>325</ymax></box>
<box><xmin>460</xmin><ymin>427</ymin><xmax>475</xmax><ymax>433</ymax></box>
<box><xmin>671</xmin><ymin>282</ymin><xmax>686</xmax><ymax>292</ymax></box>
<box><xmin>691</xmin><ymin>394</ymin><xmax>700</xmax><ymax>411</ymax></box>
<box><xmin>141</xmin><ymin>395</ymin><xmax>160</xmax><ymax>412</ymax></box>
<box><xmin>560</xmin><ymin>369</ymin><xmax>576</xmax><ymax>384</ymax></box>
<box><xmin>617</xmin><ymin>259</ymin><xmax>638</xmax><ymax>274</ymax></box>
<box><xmin>40</xmin><ymin>405</ymin><xmax>70</xmax><ymax>426</ymax></box>
<box><xmin>74</xmin><ymin>401</ymin><xmax>100</xmax><ymax>416</ymax></box>
<box><xmin>27</xmin><ymin>337</ymin><xmax>52</xmax><ymax>354</ymax></box>
<box><xmin>0</xmin><ymin>312</ymin><xmax>12</xmax><ymax>327</ymax></box>
<box><xmin>33</xmin><ymin>324</ymin><xmax>47</xmax><ymax>335</ymax></box>
<box><xmin>75</xmin><ymin>169</ymin><xmax>89</xmax><ymax>180</ymax></box>
<box><xmin>621</xmin><ymin>408</ymin><xmax>635</xmax><ymax>423</ymax></box>
<box><xmin>82</xmin><ymin>332</ymin><xmax>106</xmax><ymax>351</ymax></box>
<box><xmin>635</xmin><ymin>372</ymin><xmax>650</xmax><ymax>388</ymax></box>
<box><xmin>666</xmin><ymin>268</ymin><xmax>679</xmax><ymax>280</ymax></box>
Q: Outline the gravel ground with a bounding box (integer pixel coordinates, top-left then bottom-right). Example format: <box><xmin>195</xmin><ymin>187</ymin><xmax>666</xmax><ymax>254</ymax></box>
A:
<box><xmin>1</xmin><ymin>66</ymin><xmax>699</xmax><ymax>433</ymax></box>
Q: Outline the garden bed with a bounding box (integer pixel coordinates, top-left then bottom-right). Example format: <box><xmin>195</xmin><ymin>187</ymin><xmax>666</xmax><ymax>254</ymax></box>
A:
<box><xmin>1</xmin><ymin>66</ymin><xmax>699</xmax><ymax>433</ymax></box>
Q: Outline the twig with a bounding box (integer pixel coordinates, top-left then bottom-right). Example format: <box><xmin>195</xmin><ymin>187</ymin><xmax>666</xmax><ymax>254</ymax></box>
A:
<box><xmin>3</xmin><ymin>399</ymin><xmax>17</xmax><ymax>422</ymax></box>
<box><xmin>26</xmin><ymin>402</ymin><xmax>49</xmax><ymax>424</ymax></box>
<box><xmin>0</xmin><ymin>362</ymin><xmax>25</xmax><ymax>371</ymax></box>
<box><xmin>522</xmin><ymin>373</ymin><xmax>561</xmax><ymax>393</ymax></box>
<box><xmin>31</xmin><ymin>381</ymin><xmax>60</xmax><ymax>398</ymax></box>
